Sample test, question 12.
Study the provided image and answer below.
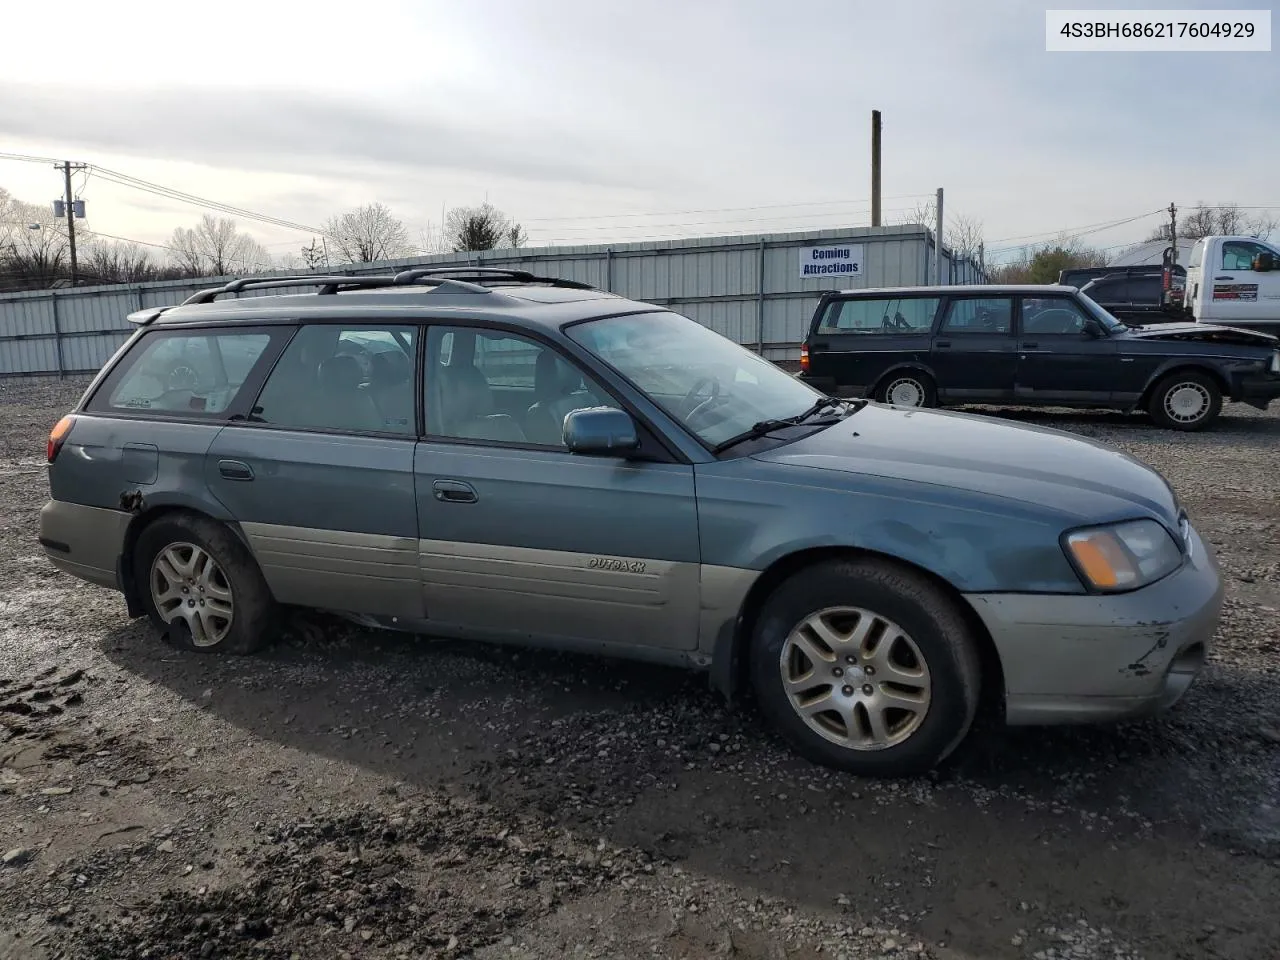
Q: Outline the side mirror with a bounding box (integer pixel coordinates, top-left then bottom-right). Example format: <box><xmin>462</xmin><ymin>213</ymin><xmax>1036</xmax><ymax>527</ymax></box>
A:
<box><xmin>563</xmin><ymin>407</ymin><xmax>640</xmax><ymax>456</ymax></box>
<box><xmin>1082</xmin><ymin>320</ymin><xmax>1103</xmax><ymax>338</ymax></box>
<box><xmin>1252</xmin><ymin>252</ymin><xmax>1275</xmax><ymax>272</ymax></box>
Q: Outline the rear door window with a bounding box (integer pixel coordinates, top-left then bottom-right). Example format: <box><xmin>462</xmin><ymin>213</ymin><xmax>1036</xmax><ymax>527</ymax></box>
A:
<box><xmin>817</xmin><ymin>297</ymin><xmax>940</xmax><ymax>335</ymax></box>
<box><xmin>938</xmin><ymin>298</ymin><xmax>1013</xmax><ymax>334</ymax></box>
<box><xmin>89</xmin><ymin>329</ymin><xmax>278</xmax><ymax>416</ymax></box>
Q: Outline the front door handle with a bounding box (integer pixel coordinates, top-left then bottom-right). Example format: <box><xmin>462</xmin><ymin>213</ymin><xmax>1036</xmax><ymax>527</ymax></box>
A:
<box><xmin>934</xmin><ymin>340</ymin><xmax>952</xmax><ymax>349</ymax></box>
<box><xmin>217</xmin><ymin>459</ymin><xmax>254</xmax><ymax>481</ymax></box>
<box><xmin>432</xmin><ymin>479</ymin><xmax>478</xmax><ymax>504</ymax></box>
<box><xmin>1021</xmin><ymin>341</ymin><xmax>1040</xmax><ymax>349</ymax></box>
<box><xmin>1214</xmin><ymin>275</ymin><xmax>1234</xmax><ymax>280</ymax></box>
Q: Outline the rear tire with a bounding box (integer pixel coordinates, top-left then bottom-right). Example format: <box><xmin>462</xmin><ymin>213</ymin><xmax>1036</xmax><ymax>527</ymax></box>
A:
<box><xmin>749</xmin><ymin>558</ymin><xmax>982</xmax><ymax>777</ymax></box>
<box><xmin>875</xmin><ymin>371</ymin><xmax>936</xmax><ymax>408</ymax></box>
<box><xmin>1147</xmin><ymin>371</ymin><xmax>1222</xmax><ymax>431</ymax></box>
<box><xmin>134</xmin><ymin>512</ymin><xmax>276</xmax><ymax>654</ymax></box>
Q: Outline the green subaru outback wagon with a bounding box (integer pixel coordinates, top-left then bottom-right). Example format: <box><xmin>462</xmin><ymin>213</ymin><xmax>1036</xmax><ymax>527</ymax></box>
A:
<box><xmin>39</xmin><ymin>269</ymin><xmax>1223</xmax><ymax>776</ymax></box>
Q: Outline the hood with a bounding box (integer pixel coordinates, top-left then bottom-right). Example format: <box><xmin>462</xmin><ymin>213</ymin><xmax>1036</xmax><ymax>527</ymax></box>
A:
<box><xmin>753</xmin><ymin>404</ymin><xmax>1180</xmax><ymax>526</ymax></box>
<box><xmin>1119</xmin><ymin>322</ymin><xmax>1279</xmax><ymax>346</ymax></box>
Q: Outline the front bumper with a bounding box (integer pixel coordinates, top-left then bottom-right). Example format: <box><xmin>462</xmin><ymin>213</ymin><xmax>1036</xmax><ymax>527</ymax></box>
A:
<box><xmin>964</xmin><ymin>522</ymin><xmax>1223</xmax><ymax>725</ymax></box>
<box><xmin>1235</xmin><ymin>374</ymin><xmax>1280</xmax><ymax>409</ymax></box>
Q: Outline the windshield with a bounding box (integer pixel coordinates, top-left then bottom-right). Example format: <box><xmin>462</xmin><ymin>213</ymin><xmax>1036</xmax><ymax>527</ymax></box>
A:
<box><xmin>567</xmin><ymin>311</ymin><xmax>824</xmax><ymax>448</ymax></box>
<box><xmin>1076</xmin><ymin>291</ymin><xmax>1127</xmax><ymax>331</ymax></box>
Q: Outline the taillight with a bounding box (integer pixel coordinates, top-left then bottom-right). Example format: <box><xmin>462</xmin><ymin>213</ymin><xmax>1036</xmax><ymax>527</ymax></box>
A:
<box><xmin>47</xmin><ymin>415</ymin><xmax>75</xmax><ymax>463</ymax></box>
<box><xmin>1162</xmin><ymin>268</ymin><xmax>1171</xmax><ymax>291</ymax></box>
<box><xmin>800</xmin><ymin>343</ymin><xmax>810</xmax><ymax>373</ymax></box>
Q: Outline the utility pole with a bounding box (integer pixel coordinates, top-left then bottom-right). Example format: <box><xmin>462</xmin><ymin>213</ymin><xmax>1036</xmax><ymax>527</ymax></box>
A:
<box><xmin>935</xmin><ymin>187</ymin><xmax>945</xmax><ymax>285</ymax></box>
<box><xmin>870</xmin><ymin>110</ymin><xmax>882</xmax><ymax>228</ymax></box>
<box><xmin>56</xmin><ymin>161</ymin><xmax>87</xmax><ymax>285</ymax></box>
<box><xmin>1167</xmin><ymin>202</ymin><xmax>1178</xmax><ymax>309</ymax></box>
<box><xmin>978</xmin><ymin>242</ymin><xmax>985</xmax><ymax>280</ymax></box>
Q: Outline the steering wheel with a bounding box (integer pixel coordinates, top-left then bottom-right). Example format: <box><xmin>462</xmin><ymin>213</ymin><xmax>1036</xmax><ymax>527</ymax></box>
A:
<box><xmin>682</xmin><ymin>376</ymin><xmax>722</xmax><ymax>424</ymax></box>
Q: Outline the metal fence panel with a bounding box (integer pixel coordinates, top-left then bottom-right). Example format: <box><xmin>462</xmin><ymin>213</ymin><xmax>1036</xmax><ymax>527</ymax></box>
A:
<box><xmin>1</xmin><ymin>226</ymin><xmax>984</xmax><ymax>375</ymax></box>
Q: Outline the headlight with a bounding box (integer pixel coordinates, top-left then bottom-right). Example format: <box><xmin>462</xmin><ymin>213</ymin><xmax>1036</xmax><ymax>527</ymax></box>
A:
<box><xmin>1063</xmin><ymin>519</ymin><xmax>1183</xmax><ymax>592</ymax></box>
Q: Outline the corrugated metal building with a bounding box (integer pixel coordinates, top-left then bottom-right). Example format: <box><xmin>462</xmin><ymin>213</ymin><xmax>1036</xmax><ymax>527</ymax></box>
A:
<box><xmin>0</xmin><ymin>224</ymin><xmax>984</xmax><ymax>376</ymax></box>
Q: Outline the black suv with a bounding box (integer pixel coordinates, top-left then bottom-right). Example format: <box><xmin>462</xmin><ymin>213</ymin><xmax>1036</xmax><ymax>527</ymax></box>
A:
<box><xmin>798</xmin><ymin>284</ymin><xmax>1280</xmax><ymax>430</ymax></box>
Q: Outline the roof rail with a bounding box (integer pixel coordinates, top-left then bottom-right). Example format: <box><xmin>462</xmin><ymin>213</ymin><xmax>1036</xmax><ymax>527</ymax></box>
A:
<box><xmin>391</xmin><ymin>267</ymin><xmax>596</xmax><ymax>290</ymax></box>
<box><xmin>181</xmin><ymin>275</ymin><xmax>396</xmax><ymax>305</ymax></box>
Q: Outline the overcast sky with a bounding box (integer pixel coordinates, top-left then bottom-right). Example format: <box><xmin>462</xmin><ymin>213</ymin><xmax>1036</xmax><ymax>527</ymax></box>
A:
<box><xmin>3</xmin><ymin>0</ymin><xmax>1277</xmax><ymax>264</ymax></box>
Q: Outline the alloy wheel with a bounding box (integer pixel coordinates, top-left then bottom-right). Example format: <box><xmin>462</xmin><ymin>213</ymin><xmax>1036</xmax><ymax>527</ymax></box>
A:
<box><xmin>779</xmin><ymin>606</ymin><xmax>931</xmax><ymax>751</ymax></box>
<box><xmin>885</xmin><ymin>378</ymin><xmax>925</xmax><ymax>407</ymax></box>
<box><xmin>150</xmin><ymin>542</ymin><xmax>234</xmax><ymax>648</ymax></box>
<box><xmin>1164</xmin><ymin>382</ymin><xmax>1211</xmax><ymax>424</ymax></box>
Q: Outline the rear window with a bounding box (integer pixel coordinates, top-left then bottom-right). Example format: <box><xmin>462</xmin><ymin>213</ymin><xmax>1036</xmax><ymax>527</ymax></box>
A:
<box><xmin>88</xmin><ymin>329</ymin><xmax>277</xmax><ymax>416</ymax></box>
<box><xmin>817</xmin><ymin>297</ymin><xmax>940</xmax><ymax>334</ymax></box>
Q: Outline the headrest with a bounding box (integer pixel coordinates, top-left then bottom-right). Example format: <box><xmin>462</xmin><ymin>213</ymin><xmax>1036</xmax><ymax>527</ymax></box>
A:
<box><xmin>319</xmin><ymin>354</ymin><xmax>364</xmax><ymax>391</ymax></box>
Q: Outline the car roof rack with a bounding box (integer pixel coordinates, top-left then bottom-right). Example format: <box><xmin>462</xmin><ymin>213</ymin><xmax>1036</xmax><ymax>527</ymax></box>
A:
<box><xmin>180</xmin><ymin>268</ymin><xmax>596</xmax><ymax>306</ymax></box>
<box><xmin>390</xmin><ymin>267</ymin><xmax>596</xmax><ymax>290</ymax></box>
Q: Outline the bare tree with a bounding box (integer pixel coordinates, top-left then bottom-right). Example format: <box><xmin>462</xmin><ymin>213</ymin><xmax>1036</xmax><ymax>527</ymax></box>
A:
<box><xmin>0</xmin><ymin>187</ymin><xmax>78</xmax><ymax>289</ymax></box>
<box><xmin>1145</xmin><ymin>203</ymin><xmax>1279</xmax><ymax>242</ymax></box>
<box><xmin>898</xmin><ymin>200</ymin><xmax>984</xmax><ymax>263</ymax></box>
<box><xmin>322</xmin><ymin>203</ymin><xmax>412</xmax><ymax>264</ymax></box>
<box><xmin>444</xmin><ymin>202</ymin><xmax>526</xmax><ymax>252</ymax></box>
<box><xmin>82</xmin><ymin>241</ymin><xmax>156</xmax><ymax>284</ymax></box>
<box><xmin>170</xmin><ymin>214</ymin><xmax>270</xmax><ymax>276</ymax></box>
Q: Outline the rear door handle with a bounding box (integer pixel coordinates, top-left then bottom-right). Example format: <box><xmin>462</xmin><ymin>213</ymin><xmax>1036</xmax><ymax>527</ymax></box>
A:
<box><xmin>1214</xmin><ymin>275</ymin><xmax>1234</xmax><ymax>280</ymax></box>
<box><xmin>934</xmin><ymin>340</ymin><xmax>952</xmax><ymax>349</ymax></box>
<box><xmin>1021</xmin><ymin>341</ymin><xmax>1040</xmax><ymax>349</ymax></box>
<box><xmin>217</xmin><ymin>459</ymin><xmax>254</xmax><ymax>481</ymax></box>
<box><xmin>432</xmin><ymin>479</ymin><xmax>478</xmax><ymax>504</ymax></box>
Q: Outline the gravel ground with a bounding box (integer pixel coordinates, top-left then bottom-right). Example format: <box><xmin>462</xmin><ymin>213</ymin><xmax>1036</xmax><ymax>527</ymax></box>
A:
<box><xmin>1</xmin><ymin>376</ymin><xmax>1278</xmax><ymax>960</ymax></box>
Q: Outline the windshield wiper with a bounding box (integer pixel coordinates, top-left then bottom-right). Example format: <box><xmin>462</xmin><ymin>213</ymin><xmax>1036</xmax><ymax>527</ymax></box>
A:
<box><xmin>712</xmin><ymin>397</ymin><xmax>860</xmax><ymax>453</ymax></box>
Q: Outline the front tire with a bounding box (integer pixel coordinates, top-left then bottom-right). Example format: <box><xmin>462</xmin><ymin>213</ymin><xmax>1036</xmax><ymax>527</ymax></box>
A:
<box><xmin>134</xmin><ymin>512</ymin><xmax>276</xmax><ymax>654</ymax></box>
<box><xmin>875</xmin><ymin>371</ymin><xmax>936</xmax><ymax>408</ymax></box>
<box><xmin>1148</xmin><ymin>371</ymin><xmax>1222</xmax><ymax>431</ymax></box>
<box><xmin>749</xmin><ymin>558</ymin><xmax>981</xmax><ymax>777</ymax></box>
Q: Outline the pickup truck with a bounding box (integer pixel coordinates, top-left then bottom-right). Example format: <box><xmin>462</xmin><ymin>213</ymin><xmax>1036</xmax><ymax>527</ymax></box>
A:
<box><xmin>1182</xmin><ymin>235</ymin><xmax>1280</xmax><ymax>335</ymax></box>
<box><xmin>1058</xmin><ymin>264</ymin><xmax>1184</xmax><ymax>323</ymax></box>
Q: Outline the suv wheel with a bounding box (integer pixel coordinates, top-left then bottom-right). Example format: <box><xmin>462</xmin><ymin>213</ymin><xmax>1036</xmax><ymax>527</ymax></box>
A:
<box><xmin>876</xmin><ymin>372</ymin><xmax>935</xmax><ymax>408</ymax></box>
<box><xmin>134</xmin><ymin>513</ymin><xmax>276</xmax><ymax>654</ymax></box>
<box><xmin>1148</xmin><ymin>371</ymin><xmax>1221</xmax><ymax>431</ymax></box>
<box><xmin>749</xmin><ymin>558</ymin><xmax>981</xmax><ymax>776</ymax></box>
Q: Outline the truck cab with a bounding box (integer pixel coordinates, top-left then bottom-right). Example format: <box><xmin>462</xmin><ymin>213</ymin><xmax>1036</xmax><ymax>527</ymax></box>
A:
<box><xmin>1183</xmin><ymin>235</ymin><xmax>1280</xmax><ymax>335</ymax></box>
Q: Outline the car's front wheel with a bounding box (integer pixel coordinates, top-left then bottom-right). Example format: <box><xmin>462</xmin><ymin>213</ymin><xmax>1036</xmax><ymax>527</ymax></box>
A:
<box><xmin>134</xmin><ymin>512</ymin><xmax>276</xmax><ymax>654</ymax></box>
<box><xmin>749</xmin><ymin>558</ymin><xmax>981</xmax><ymax>776</ymax></box>
<box><xmin>1148</xmin><ymin>370</ymin><xmax>1222</xmax><ymax>431</ymax></box>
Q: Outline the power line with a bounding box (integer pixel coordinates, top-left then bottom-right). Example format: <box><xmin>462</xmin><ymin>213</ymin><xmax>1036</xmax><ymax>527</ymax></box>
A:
<box><xmin>985</xmin><ymin>209</ymin><xmax>1165</xmax><ymax>250</ymax></box>
<box><xmin>528</xmin><ymin>206</ymin><xmax>928</xmax><ymax>237</ymax></box>
<box><xmin>90</xmin><ymin>166</ymin><xmax>330</xmax><ymax>237</ymax></box>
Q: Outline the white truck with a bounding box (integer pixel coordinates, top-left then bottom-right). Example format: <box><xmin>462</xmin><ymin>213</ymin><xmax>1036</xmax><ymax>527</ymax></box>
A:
<box><xmin>1181</xmin><ymin>235</ymin><xmax>1280</xmax><ymax>335</ymax></box>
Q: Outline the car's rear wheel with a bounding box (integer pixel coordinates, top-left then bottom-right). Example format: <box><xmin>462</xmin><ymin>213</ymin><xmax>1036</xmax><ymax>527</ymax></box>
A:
<box><xmin>749</xmin><ymin>558</ymin><xmax>981</xmax><ymax>776</ymax></box>
<box><xmin>134</xmin><ymin>513</ymin><xmax>276</xmax><ymax>654</ymax></box>
<box><xmin>1148</xmin><ymin>371</ymin><xmax>1222</xmax><ymax>431</ymax></box>
<box><xmin>875</xmin><ymin>371</ymin><xmax>936</xmax><ymax>408</ymax></box>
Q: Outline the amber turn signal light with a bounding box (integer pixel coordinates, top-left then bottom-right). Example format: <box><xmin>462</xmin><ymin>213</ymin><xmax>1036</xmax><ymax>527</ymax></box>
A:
<box><xmin>47</xmin><ymin>415</ymin><xmax>75</xmax><ymax>463</ymax></box>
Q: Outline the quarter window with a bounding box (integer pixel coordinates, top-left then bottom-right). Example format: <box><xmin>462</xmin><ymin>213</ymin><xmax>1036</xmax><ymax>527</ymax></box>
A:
<box><xmin>938</xmin><ymin>298</ymin><xmax>1013</xmax><ymax>335</ymax></box>
<box><xmin>426</xmin><ymin>327</ymin><xmax>610</xmax><ymax>447</ymax></box>
<box><xmin>253</xmin><ymin>324</ymin><xmax>417</xmax><ymax>435</ymax></box>
<box><xmin>95</xmin><ymin>331</ymin><xmax>274</xmax><ymax>415</ymax></box>
<box><xmin>818</xmin><ymin>297</ymin><xmax>939</xmax><ymax>334</ymax></box>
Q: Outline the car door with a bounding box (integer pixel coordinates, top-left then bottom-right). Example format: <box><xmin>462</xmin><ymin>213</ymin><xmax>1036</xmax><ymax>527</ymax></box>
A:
<box><xmin>1014</xmin><ymin>295</ymin><xmax>1120</xmax><ymax>404</ymax></box>
<box><xmin>415</xmin><ymin>324</ymin><xmax>701</xmax><ymax>650</ymax></box>
<box><xmin>930</xmin><ymin>295</ymin><xmax>1017</xmax><ymax>402</ymax></box>
<box><xmin>1210</xmin><ymin>239</ymin><xmax>1279</xmax><ymax>322</ymax></box>
<box><xmin>206</xmin><ymin>322</ymin><xmax>423</xmax><ymax>620</ymax></box>
<box><xmin>806</xmin><ymin>296</ymin><xmax>938</xmax><ymax>397</ymax></box>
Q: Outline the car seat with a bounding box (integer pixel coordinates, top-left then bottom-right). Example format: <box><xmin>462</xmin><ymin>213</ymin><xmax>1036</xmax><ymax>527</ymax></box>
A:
<box><xmin>310</xmin><ymin>355</ymin><xmax>382</xmax><ymax>432</ymax></box>
<box><xmin>368</xmin><ymin>350</ymin><xmax>414</xmax><ymax>433</ymax></box>
<box><xmin>439</xmin><ymin>364</ymin><xmax>526</xmax><ymax>442</ymax></box>
<box><xmin>525</xmin><ymin>350</ymin><xmax>595</xmax><ymax>446</ymax></box>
